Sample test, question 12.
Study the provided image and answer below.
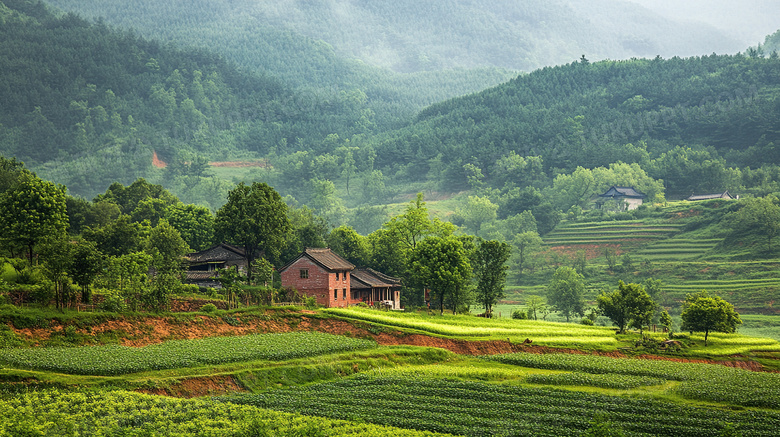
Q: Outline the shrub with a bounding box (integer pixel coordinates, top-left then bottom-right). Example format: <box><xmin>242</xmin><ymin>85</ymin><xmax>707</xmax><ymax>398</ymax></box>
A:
<box><xmin>200</xmin><ymin>303</ymin><xmax>218</xmax><ymax>313</ymax></box>
<box><xmin>98</xmin><ymin>289</ymin><xmax>127</xmax><ymax>313</ymax></box>
<box><xmin>511</xmin><ymin>309</ymin><xmax>528</xmax><ymax>320</ymax></box>
<box><xmin>581</xmin><ymin>318</ymin><xmax>594</xmax><ymax>325</ymax></box>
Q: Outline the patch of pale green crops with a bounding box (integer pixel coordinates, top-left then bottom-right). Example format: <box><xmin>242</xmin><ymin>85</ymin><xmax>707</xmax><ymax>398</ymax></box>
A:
<box><xmin>485</xmin><ymin>353</ymin><xmax>780</xmax><ymax>409</ymax></box>
<box><xmin>0</xmin><ymin>332</ymin><xmax>375</xmax><ymax>376</ymax></box>
<box><xmin>526</xmin><ymin>372</ymin><xmax>665</xmax><ymax>389</ymax></box>
<box><xmin>682</xmin><ymin>332</ymin><xmax>780</xmax><ymax>354</ymax></box>
<box><xmin>325</xmin><ymin>308</ymin><xmax>616</xmax><ymax>345</ymax></box>
<box><xmin>0</xmin><ymin>389</ymin><xmax>449</xmax><ymax>437</ymax></box>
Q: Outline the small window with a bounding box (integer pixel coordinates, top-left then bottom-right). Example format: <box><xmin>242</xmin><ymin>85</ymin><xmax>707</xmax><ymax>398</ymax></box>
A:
<box><xmin>334</xmin><ymin>289</ymin><xmax>338</xmax><ymax>300</ymax></box>
<box><xmin>335</xmin><ymin>272</ymin><xmax>340</xmax><ymax>281</ymax></box>
<box><xmin>300</xmin><ymin>269</ymin><xmax>308</xmax><ymax>279</ymax></box>
<box><xmin>343</xmin><ymin>289</ymin><xmax>347</xmax><ymax>299</ymax></box>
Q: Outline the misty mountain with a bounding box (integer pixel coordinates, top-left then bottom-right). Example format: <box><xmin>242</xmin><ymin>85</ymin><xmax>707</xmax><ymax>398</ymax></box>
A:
<box><xmin>44</xmin><ymin>0</ymin><xmax>743</xmax><ymax>75</ymax></box>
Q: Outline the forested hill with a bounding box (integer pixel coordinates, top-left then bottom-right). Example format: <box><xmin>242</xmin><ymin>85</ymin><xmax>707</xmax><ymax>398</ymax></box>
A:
<box><xmin>0</xmin><ymin>0</ymin><xmax>411</xmax><ymax>203</ymax></box>
<box><xmin>41</xmin><ymin>0</ymin><xmax>516</xmax><ymax>118</ymax></box>
<box><xmin>373</xmin><ymin>53</ymin><xmax>780</xmax><ymax>195</ymax></box>
<box><xmin>44</xmin><ymin>0</ymin><xmax>742</xmax><ymax>74</ymax></box>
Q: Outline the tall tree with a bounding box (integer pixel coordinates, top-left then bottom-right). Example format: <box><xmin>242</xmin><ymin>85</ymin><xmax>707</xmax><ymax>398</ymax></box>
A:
<box><xmin>546</xmin><ymin>266</ymin><xmax>585</xmax><ymax>322</ymax></box>
<box><xmin>728</xmin><ymin>196</ymin><xmax>780</xmax><ymax>252</ymax></box>
<box><xmin>327</xmin><ymin>226</ymin><xmax>371</xmax><ymax>266</ymax></box>
<box><xmin>215</xmin><ymin>182</ymin><xmax>290</xmax><ymax>276</ymax></box>
<box><xmin>473</xmin><ymin>239</ymin><xmax>511</xmax><ymax>317</ymax></box>
<box><xmin>0</xmin><ymin>173</ymin><xmax>67</xmax><ymax>264</ymax></box>
<box><xmin>67</xmin><ymin>239</ymin><xmax>104</xmax><ymax>304</ymax></box>
<box><xmin>680</xmin><ymin>291</ymin><xmax>742</xmax><ymax>346</ymax></box>
<box><xmin>410</xmin><ymin>236</ymin><xmax>472</xmax><ymax>315</ymax></box>
<box><xmin>597</xmin><ymin>281</ymin><xmax>656</xmax><ymax>334</ymax></box>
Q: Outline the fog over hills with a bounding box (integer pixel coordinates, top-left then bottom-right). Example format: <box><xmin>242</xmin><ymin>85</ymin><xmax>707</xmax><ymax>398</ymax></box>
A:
<box><xmin>624</xmin><ymin>0</ymin><xmax>780</xmax><ymax>46</ymax></box>
<box><xmin>45</xmin><ymin>0</ymin><xmax>749</xmax><ymax>76</ymax></box>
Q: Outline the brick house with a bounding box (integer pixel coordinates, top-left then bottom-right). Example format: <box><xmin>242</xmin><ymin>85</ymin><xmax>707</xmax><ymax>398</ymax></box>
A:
<box><xmin>279</xmin><ymin>248</ymin><xmax>402</xmax><ymax>309</ymax></box>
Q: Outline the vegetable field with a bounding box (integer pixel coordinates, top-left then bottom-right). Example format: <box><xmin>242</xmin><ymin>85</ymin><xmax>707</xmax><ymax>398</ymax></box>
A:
<box><xmin>220</xmin><ymin>374</ymin><xmax>780</xmax><ymax>436</ymax></box>
<box><xmin>0</xmin><ymin>389</ymin><xmax>448</xmax><ymax>437</ymax></box>
<box><xmin>485</xmin><ymin>352</ymin><xmax>780</xmax><ymax>408</ymax></box>
<box><xmin>0</xmin><ymin>332</ymin><xmax>375</xmax><ymax>375</ymax></box>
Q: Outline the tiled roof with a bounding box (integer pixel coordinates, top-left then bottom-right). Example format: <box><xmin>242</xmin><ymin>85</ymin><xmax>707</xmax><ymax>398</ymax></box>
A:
<box><xmin>599</xmin><ymin>186</ymin><xmax>646</xmax><ymax>198</ymax></box>
<box><xmin>185</xmin><ymin>271</ymin><xmax>218</xmax><ymax>281</ymax></box>
<box><xmin>187</xmin><ymin>243</ymin><xmax>246</xmax><ymax>263</ymax></box>
<box><xmin>279</xmin><ymin>248</ymin><xmax>355</xmax><ymax>272</ymax></box>
<box><xmin>351</xmin><ymin>268</ymin><xmax>402</xmax><ymax>289</ymax></box>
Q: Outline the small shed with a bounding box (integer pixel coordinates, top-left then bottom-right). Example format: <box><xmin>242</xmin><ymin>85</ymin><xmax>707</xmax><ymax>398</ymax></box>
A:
<box><xmin>596</xmin><ymin>186</ymin><xmax>647</xmax><ymax>211</ymax></box>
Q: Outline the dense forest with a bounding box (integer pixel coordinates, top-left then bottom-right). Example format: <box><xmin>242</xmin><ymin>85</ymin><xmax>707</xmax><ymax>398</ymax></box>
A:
<box><xmin>44</xmin><ymin>0</ymin><xmax>743</xmax><ymax>73</ymax></box>
<box><xmin>3</xmin><ymin>0</ymin><xmax>780</xmax><ymax>241</ymax></box>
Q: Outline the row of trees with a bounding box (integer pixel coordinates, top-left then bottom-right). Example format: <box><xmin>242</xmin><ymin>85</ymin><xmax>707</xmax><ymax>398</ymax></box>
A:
<box><xmin>1</xmin><ymin>155</ymin><xmax>512</xmax><ymax>315</ymax></box>
<box><xmin>545</xmin><ymin>266</ymin><xmax>741</xmax><ymax>345</ymax></box>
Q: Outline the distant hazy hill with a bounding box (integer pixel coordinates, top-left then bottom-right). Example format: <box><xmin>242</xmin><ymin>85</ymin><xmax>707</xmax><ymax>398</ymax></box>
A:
<box><xmin>45</xmin><ymin>0</ymin><xmax>742</xmax><ymax>75</ymax></box>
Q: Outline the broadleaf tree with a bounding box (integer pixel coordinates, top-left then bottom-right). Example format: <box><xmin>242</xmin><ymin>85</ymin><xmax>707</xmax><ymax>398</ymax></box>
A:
<box><xmin>546</xmin><ymin>266</ymin><xmax>585</xmax><ymax>322</ymax></box>
<box><xmin>473</xmin><ymin>239</ymin><xmax>511</xmax><ymax>318</ymax></box>
<box><xmin>680</xmin><ymin>291</ymin><xmax>742</xmax><ymax>346</ymax></box>
<box><xmin>410</xmin><ymin>236</ymin><xmax>472</xmax><ymax>315</ymax></box>
<box><xmin>215</xmin><ymin>182</ymin><xmax>290</xmax><ymax>278</ymax></box>
<box><xmin>596</xmin><ymin>281</ymin><xmax>656</xmax><ymax>334</ymax></box>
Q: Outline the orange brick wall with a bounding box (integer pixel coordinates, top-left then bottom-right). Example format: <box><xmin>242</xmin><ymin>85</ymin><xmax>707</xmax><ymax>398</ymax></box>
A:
<box><xmin>280</xmin><ymin>257</ymin><xmax>351</xmax><ymax>308</ymax></box>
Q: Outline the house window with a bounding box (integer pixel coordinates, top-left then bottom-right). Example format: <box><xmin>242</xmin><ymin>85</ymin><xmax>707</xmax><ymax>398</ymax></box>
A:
<box><xmin>335</xmin><ymin>272</ymin><xmax>340</xmax><ymax>281</ymax></box>
<box><xmin>343</xmin><ymin>289</ymin><xmax>347</xmax><ymax>299</ymax></box>
<box><xmin>300</xmin><ymin>269</ymin><xmax>308</xmax><ymax>279</ymax></box>
<box><xmin>334</xmin><ymin>289</ymin><xmax>338</xmax><ymax>300</ymax></box>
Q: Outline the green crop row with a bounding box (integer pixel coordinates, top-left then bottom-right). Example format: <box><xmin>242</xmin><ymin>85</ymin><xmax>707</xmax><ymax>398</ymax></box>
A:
<box><xmin>526</xmin><ymin>372</ymin><xmax>665</xmax><ymax>389</ymax></box>
<box><xmin>325</xmin><ymin>308</ymin><xmax>617</xmax><ymax>346</ymax></box>
<box><xmin>485</xmin><ymin>352</ymin><xmax>780</xmax><ymax>409</ymax></box>
<box><xmin>0</xmin><ymin>389</ymin><xmax>448</xmax><ymax>436</ymax></box>
<box><xmin>220</xmin><ymin>374</ymin><xmax>780</xmax><ymax>436</ymax></box>
<box><xmin>0</xmin><ymin>332</ymin><xmax>376</xmax><ymax>376</ymax></box>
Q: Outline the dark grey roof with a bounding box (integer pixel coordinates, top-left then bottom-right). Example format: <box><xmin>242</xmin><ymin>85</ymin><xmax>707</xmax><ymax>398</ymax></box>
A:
<box><xmin>187</xmin><ymin>243</ymin><xmax>245</xmax><ymax>263</ymax></box>
<box><xmin>279</xmin><ymin>248</ymin><xmax>355</xmax><ymax>273</ymax></box>
<box><xmin>598</xmin><ymin>186</ymin><xmax>646</xmax><ymax>199</ymax></box>
<box><xmin>351</xmin><ymin>268</ymin><xmax>402</xmax><ymax>290</ymax></box>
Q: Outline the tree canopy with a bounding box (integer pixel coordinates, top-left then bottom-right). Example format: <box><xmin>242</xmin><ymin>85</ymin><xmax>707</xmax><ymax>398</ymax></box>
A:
<box><xmin>546</xmin><ymin>266</ymin><xmax>585</xmax><ymax>322</ymax></box>
<box><xmin>597</xmin><ymin>281</ymin><xmax>656</xmax><ymax>334</ymax></box>
<box><xmin>680</xmin><ymin>291</ymin><xmax>742</xmax><ymax>346</ymax></box>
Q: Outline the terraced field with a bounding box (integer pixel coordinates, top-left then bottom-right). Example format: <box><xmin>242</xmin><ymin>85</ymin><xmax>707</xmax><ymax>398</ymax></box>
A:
<box><xmin>634</xmin><ymin>238</ymin><xmax>722</xmax><ymax>260</ymax></box>
<box><xmin>543</xmin><ymin>220</ymin><xmax>684</xmax><ymax>249</ymax></box>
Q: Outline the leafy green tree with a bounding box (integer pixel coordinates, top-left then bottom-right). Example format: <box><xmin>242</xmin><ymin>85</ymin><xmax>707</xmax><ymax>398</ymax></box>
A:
<box><xmin>511</xmin><ymin>231</ymin><xmax>543</xmax><ymax>276</ymax></box>
<box><xmin>83</xmin><ymin>215</ymin><xmax>148</xmax><ymax>257</ymax></box>
<box><xmin>546</xmin><ymin>266</ymin><xmax>585</xmax><ymax>322</ymax></box>
<box><xmin>0</xmin><ymin>173</ymin><xmax>68</xmax><ymax>264</ymax></box>
<box><xmin>410</xmin><ymin>236</ymin><xmax>472</xmax><ymax>315</ymax></box>
<box><xmin>680</xmin><ymin>291</ymin><xmax>742</xmax><ymax>346</ymax></box>
<box><xmin>459</xmin><ymin>195</ymin><xmax>498</xmax><ymax>237</ymax></box>
<box><xmin>659</xmin><ymin>310</ymin><xmax>673</xmax><ymax>334</ymax></box>
<box><xmin>165</xmin><ymin>203</ymin><xmax>214</xmax><ymax>251</ymax></box>
<box><xmin>525</xmin><ymin>295</ymin><xmax>546</xmax><ymax>320</ymax></box>
<box><xmin>473</xmin><ymin>239</ymin><xmax>511</xmax><ymax>317</ymax></box>
<box><xmin>146</xmin><ymin>219</ymin><xmax>190</xmax><ymax>274</ymax></box>
<box><xmin>38</xmin><ymin>237</ymin><xmax>73</xmax><ymax>309</ymax></box>
<box><xmin>727</xmin><ymin>196</ymin><xmax>780</xmax><ymax>252</ymax></box>
<box><xmin>597</xmin><ymin>281</ymin><xmax>656</xmax><ymax>334</ymax></box>
<box><xmin>282</xmin><ymin>205</ymin><xmax>328</xmax><ymax>262</ymax></box>
<box><xmin>67</xmin><ymin>239</ymin><xmax>104</xmax><ymax>304</ymax></box>
<box><xmin>215</xmin><ymin>182</ymin><xmax>290</xmax><ymax>275</ymax></box>
<box><xmin>327</xmin><ymin>226</ymin><xmax>371</xmax><ymax>266</ymax></box>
